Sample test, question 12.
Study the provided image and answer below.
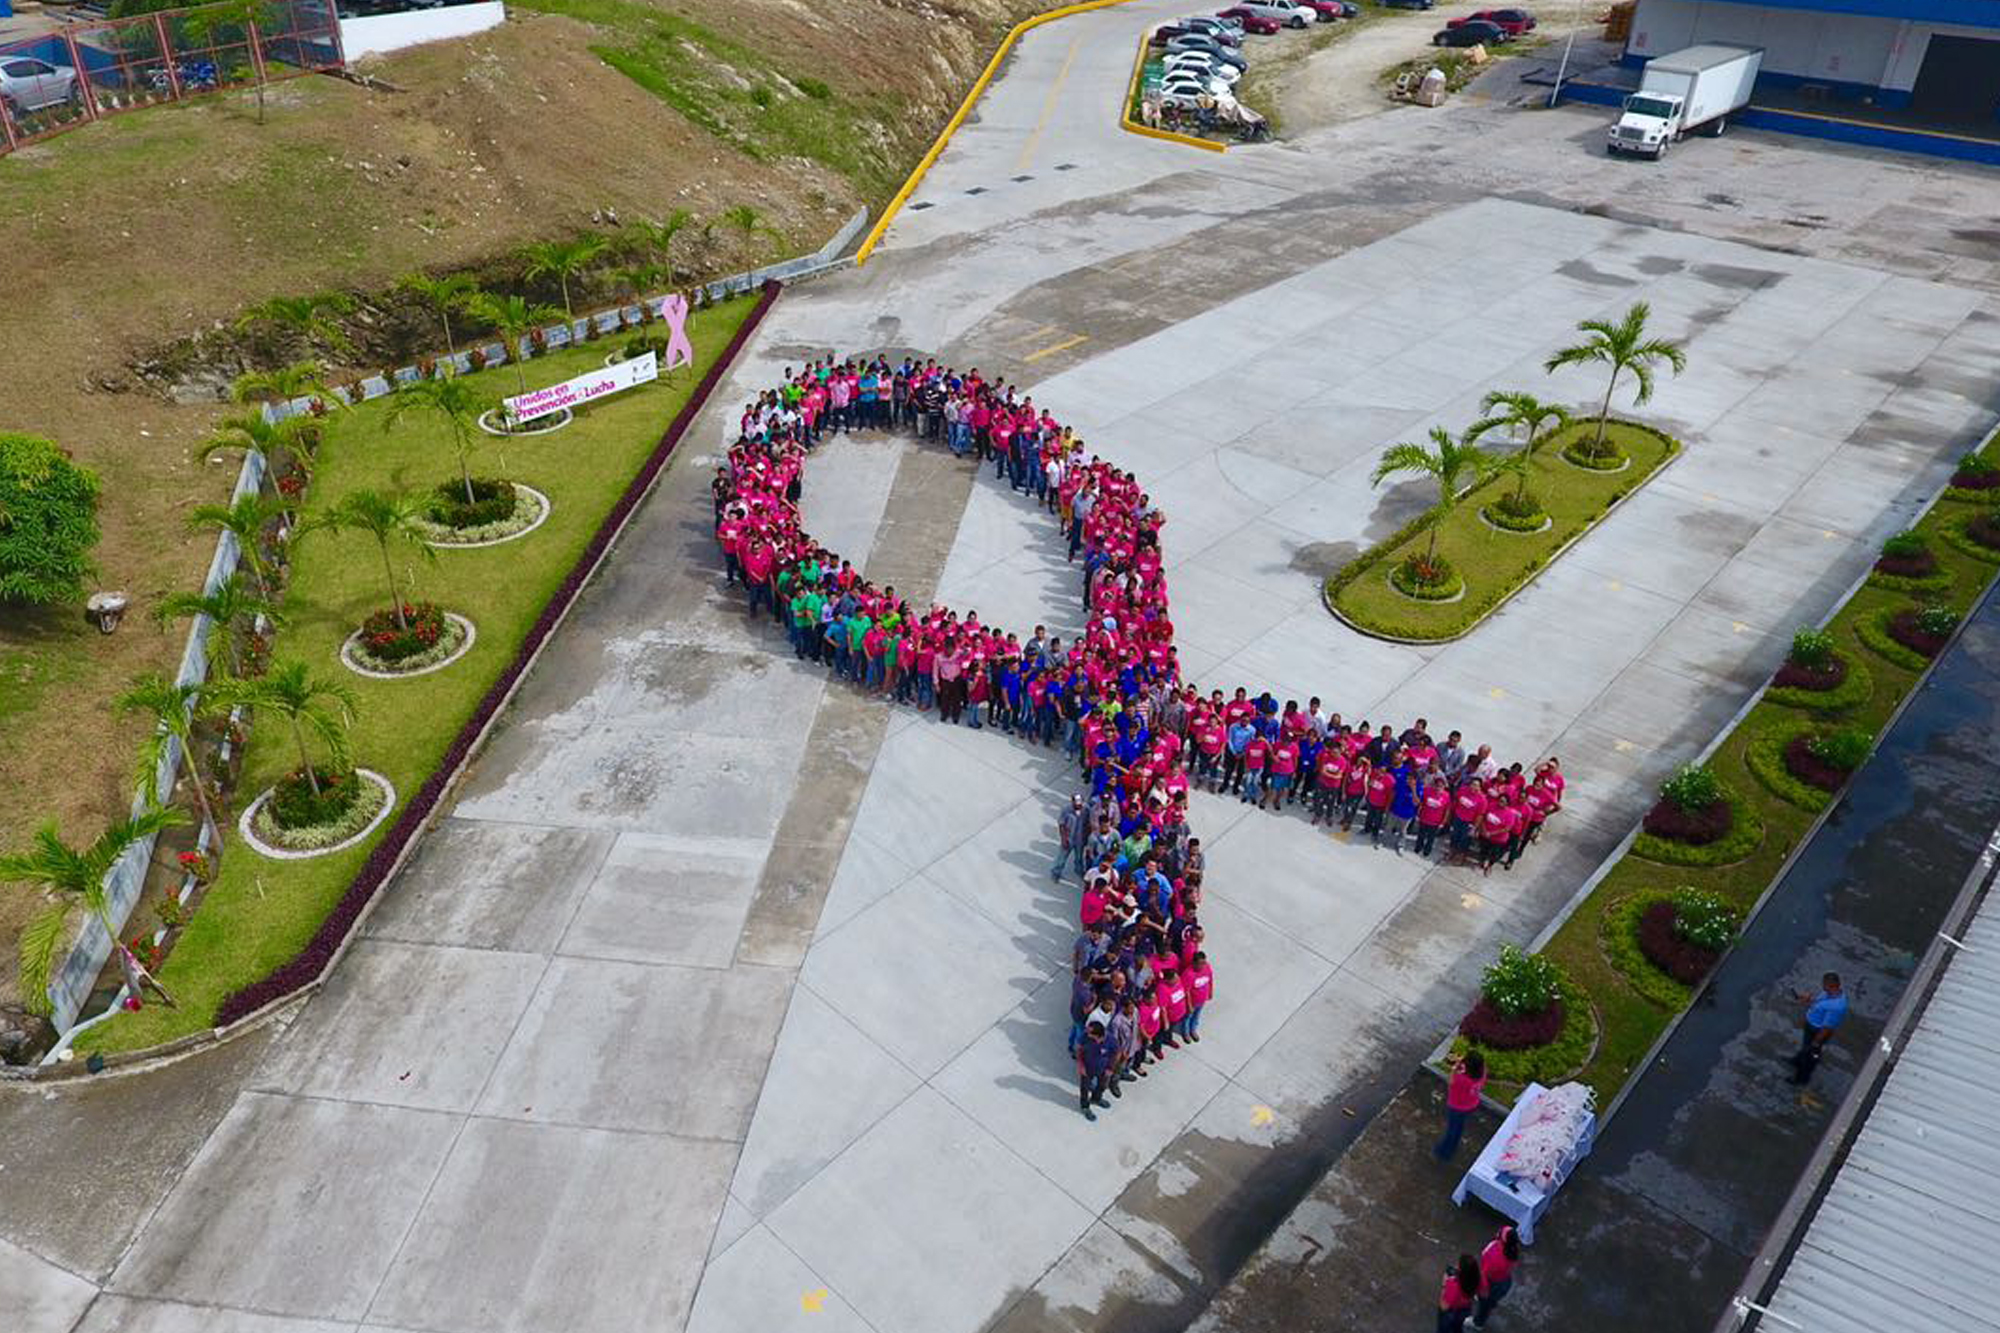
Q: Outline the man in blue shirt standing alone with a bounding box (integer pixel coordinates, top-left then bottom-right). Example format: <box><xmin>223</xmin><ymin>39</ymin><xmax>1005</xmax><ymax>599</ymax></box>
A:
<box><xmin>1790</xmin><ymin>971</ymin><xmax>1848</xmax><ymax>1085</ymax></box>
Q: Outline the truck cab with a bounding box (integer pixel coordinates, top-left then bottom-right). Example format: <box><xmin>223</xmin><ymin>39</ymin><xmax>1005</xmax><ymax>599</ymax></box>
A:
<box><xmin>1610</xmin><ymin>92</ymin><xmax>1683</xmax><ymax>158</ymax></box>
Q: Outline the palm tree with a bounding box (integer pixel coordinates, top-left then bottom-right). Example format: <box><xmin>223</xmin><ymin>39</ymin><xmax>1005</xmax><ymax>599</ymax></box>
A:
<box><xmin>520</xmin><ymin>234</ymin><xmax>609</xmax><ymax>323</ymax></box>
<box><xmin>719</xmin><ymin>204</ymin><xmax>782</xmax><ymax>261</ymax></box>
<box><xmin>621</xmin><ymin>209</ymin><xmax>692</xmax><ymax>288</ymax></box>
<box><xmin>1370</xmin><ymin>426</ymin><xmax>1495</xmax><ymax>569</ymax></box>
<box><xmin>214</xmin><ymin>661</ymin><xmax>357</xmax><ymax>799</ymax></box>
<box><xmin>188</xmin><ymin>492</ymin><xmax>284</xmax><ymax>595</ymax></box>
<box><xmin>1543</xmin><ymin>301</ymin><xmax>1687</xmax><ymax>457</ymax></box>
<box><xmin>3</xmin><ymin>807</ymin><xmax>189</xmax><ymax>1014</ymax></box>
<box><xmin>1476</xmin><ymin>390</ymin><xmax>1574</xmax><ymax>508</ymax></box>
<box><xmin>236</xmin><ymin>291</ymin><xmax>356</xmax><ymax>358</ymax></box>
<box><xmin>400</xmin><ymin>272</ymin><xmax>481</xmax><ymax>356</ymax></box>
<box><xmin>300</xmin><ymin>489</ymin><xmax>436</xmax><ymax>631</ymax></box>
<box><xmin>465</xmin><ymin>293</ymin><xmax>565</xmax><ymax>396</ymax></box>
<box><xmin>194</xmin><ymin>410</ymin><xmax>317</xmax><ymax>481</ymax></box>
<box><xmin>615</xmin><ymin>259</ymin><xmax>669</xmax><ymax>305</ymax></box>
<box><xmin>231</xmin><ymin>359</ymin><xmax>334</xmax><ymax>408</ymax></box>
<box><xmin>154</xmin><ymin>573</ymin><xmax>283</xmax><ymax>677</ymax></box>
<box><xmin>119</xmin><ymin>674</ymin><xmax>228</xmax><ymax>849</ymax></box>
<box><xmin>382</xmin><ymin>374</ymin><xmax>490</xmax><ymax>505</ymax></box>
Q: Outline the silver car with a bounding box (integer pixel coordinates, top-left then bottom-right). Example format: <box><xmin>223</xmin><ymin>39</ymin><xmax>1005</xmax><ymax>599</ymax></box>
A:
<box><xmin>0</xmin><ymin>56</ymin><xmax>80</xmax><ymax>116</ymax></box>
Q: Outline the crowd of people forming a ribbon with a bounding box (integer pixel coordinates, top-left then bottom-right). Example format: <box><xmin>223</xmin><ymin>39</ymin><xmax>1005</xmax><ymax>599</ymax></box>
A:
<box><xmin>711</xmin><ymin>355</ymin><xmax>1569</xmax><ymax>1122</ymax></box>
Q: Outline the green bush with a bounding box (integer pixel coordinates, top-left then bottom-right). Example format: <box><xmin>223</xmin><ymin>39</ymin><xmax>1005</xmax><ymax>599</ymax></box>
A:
<box><xmin>1880</xmin><ymin>529</ymin><xmax>1929</xmax><ymax>559</ymax></box>
<box><xmin>1670</xmin><ymin>887</ymin><xmax>1737</xmax><ymax>952</ymax></box>
<box><xmin>1939</xmin><ymin>512</ymin><xmax>2000</xmax><ymax>563</ymax></box>
<box><xmin>1602</xmin><ymin>893</ymin><xmax>1696</xmax><ymax>1010</ymax></box>
<box><xmin>1481</xmin><ymin>944</ymin><xmax>1563</xmax><ymax>1017</ymax></box>
<box><xmin>1482</xmin><ymin>492</ymin><xmax>1549</xmax><ymax>532</ymax></box>
<box><xmin>0</xmin><ymin>433</ymin><xmax>101</xmax><ymax>605</ymax></box>
<box><xmin>1959</xmin><ymin>449</ymin><xmax>1998</xmax><ymax>477</ymax></box>
<box><xmin>1767</xmin><ymin>650</ymin><xmax>1873</xmax><ymax>713</ymax></box>
<box><xmin>1867</xmin><ymin>566</ymin><xmax>1953</xmax><ymax>594</ymax></box>
<box><xmin>1744</xmin><ymin>722</ymin><xmax>1832</xmax><ymax>813</ymax></box>
<box><xmin>1788</xmin><ymin>625</ymin><xmax>1835</xmax><ymax>670</ymax></box>
<box><xmin>1808</xmin><ymin>727</ymin><xmax>1872</xmax><ymax>771</ymax></box>
<box><xmin>1452</xmin><ymin>977</ymin><xmax>1597</xmax><ymax>1085</ymax></box>
<box><xmin>1562</xmin><ymin>439</ymin><xmax>1627</xmax><ymax>470</ymax></box>
<box><xmin>1856</xmin><ymin>606</ymin><xmax>1932</xmax><ymax>671</ymax></box>
<box><xmin>1660</xmin><ymin>763</ymin><xmax>1722</xmax><ymax>814</ymax></box>
<box><xmin>1634</xmin><ymin>790</ymin><xmax>1765</xmax><ymax>866</ymax></box>
<box><xmin>1390</xmin><ymin>554</ymin><xmax>1463</xmax><ymax>600</ymax></box>
<box><xmin>1917</xmin><ymin>603</ymin><xmax>1960</xmax><ymax>637</ymax></box>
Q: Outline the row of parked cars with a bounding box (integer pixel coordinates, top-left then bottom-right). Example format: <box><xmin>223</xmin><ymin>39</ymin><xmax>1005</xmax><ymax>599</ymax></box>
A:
<box><xmin>1431</xmin><ymin>7</ymin><xmax>1537</xmax><ymax>47</ymax></box>
<box><xmin>1146</xmin><ymin>4</ymin><xmax>1359</xmax><ymax>110</ymax></box>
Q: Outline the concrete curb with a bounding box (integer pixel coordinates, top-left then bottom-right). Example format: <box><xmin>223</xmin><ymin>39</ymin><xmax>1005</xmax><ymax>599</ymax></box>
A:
<box><xmin>855</xmin><ymin>0</ymin><xmax>1151</xmax><ymax>266</ymax></box>
<box><xmin>1120</xmin><ymin>30</ymin><xmax>1230</xmax><ymax>153</ymax></box>
<box><xmin>15</xmin><ymin>284</ymin><xmax>785</xmax><ymax>1081</ymax></box>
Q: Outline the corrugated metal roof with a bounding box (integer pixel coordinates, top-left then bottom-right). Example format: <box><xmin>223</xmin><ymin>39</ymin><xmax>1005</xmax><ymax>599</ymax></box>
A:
<box><xmin>1763</xmin><ymin>890</ymin><xmax>2000</xmax><ymax>1333</ymax></box>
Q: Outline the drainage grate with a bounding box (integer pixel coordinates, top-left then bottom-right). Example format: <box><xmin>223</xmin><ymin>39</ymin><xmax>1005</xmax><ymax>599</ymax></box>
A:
<box><xmin>965</xmin><ymin>186</ymin><xmax>988</xmax><ymax>195</ymax></box>
<box><xmin>908</xmin><ymin>200</ymin><xmax>936</xmax><ymax>211</ymax></box>
<box><xmin>1011</xmin><ymin>174</ymin><xmax>1033</xmax><ymax>182</ymax></box>
<box><xmin>1054</xmin><ymin>162</ymin><xmax>1077</xmax><ymax>171</ymax></box>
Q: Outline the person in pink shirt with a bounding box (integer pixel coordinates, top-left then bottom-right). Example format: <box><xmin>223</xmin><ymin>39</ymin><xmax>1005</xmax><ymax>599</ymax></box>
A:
<box><xmin>1158</xmin><ymin>961</ymin><xmax>1189</xmax><ymax>1048</ymax></box>
<box><xmin>1435</xmin><ymin>1049</ymin><xmax>1485</xmax><ymax>1160</ymax></box>
<box><xmin>1478</xmin><ymin>795</ymin><xmax>1517</xmax><ymax>876</ymax></box>
<box><xmin>1450</xmin><ymin>779</ymin><xmax>1488</xmax><ymax>864</ymax></box>
<box><xmin>1264</xmin><ymin>737</ymin><xmax>1298</xmax><ymax>812</ymax></box>
<box><xmin>1183</xmin><ymin>951</ymin><xmax>1213</xmax><ymax>1042</ymax></box>
<box><xmin>1134</xmin><ymin>986</ymin><xmax>1165</xmax><ymax>1073</ymax></box>
<box><xmin>1473</xmin><ymin>1225</ymin><xmax>1520</xmax><ymax>1328</ymax></box>
<box><xmin>1414</xmin><ymin>772</ymin><xmax>1453</xmax><ymax>859</ymax></box>
<box><xmin>1239</xmin><ymin>733</ymin><xmax>1269</xmax><ymax>807</ymax></box>
<box><xmin>1437</xmin><ymin>1252</ymin><xmax>1483</xmax><ymax>1333</ymax></box>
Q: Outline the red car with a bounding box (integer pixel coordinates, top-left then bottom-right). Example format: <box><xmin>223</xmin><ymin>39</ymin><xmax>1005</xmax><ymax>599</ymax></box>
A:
<box><xmin>1213</xmin><ymin>8</ymin><xmax>1284</xmax><ymax>34</ymax></box>
<box><xmin>1292</xmin><ymin>0</ymin><xmax>1346</xmax><ymax>17</ymax></box>
<box><xmin>1449</xmin><ymin>7</ymin><xmax>1536</xmax><ymax>34</ymax></box>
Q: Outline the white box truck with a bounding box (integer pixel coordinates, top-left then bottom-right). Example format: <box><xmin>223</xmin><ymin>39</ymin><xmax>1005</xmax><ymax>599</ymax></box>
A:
<box><xmin>1606</xmin><ymin>44</ymin><xmax>1762</xmax><ymax>159</ymax></box>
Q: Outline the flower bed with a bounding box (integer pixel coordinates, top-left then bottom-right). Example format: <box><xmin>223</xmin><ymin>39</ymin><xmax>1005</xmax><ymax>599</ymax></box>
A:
<box><xmin>1940</xmin><ymin>510</ymin><xmax>2000</xmax><ymax>563</ymax></box>
<box><xmin>82</xmin><ymin>287</ymin><xmax>772</xmax><ymax>1056</ymax></box>
<box><xmin>1389</xmin><ymin>554</ymin><xmax>1463</xmax><ymax>601</ymax></box>
<box><xmin>1600</xmin><ymin>893</ymin><xmax>1694</xmax><ymax>1011</ymax></box>
<box><xmin>1885</xmin><ymin>606</ymin><xmax>1952</xmax><ymax>659</ymax></box>
<box><xmin>1633</xmin><ymin>788</ymin><xmax>1763</xmax><ymax>866</ymax></box>
<box><xmin>1451</xmin><ymin>978</ymin><xmax>1598</xmax><ymax>1086</ymax></box>
<box><xmin>1765</xmin><ymin>650</ymin><xmax>1872</xmax><ymax>713</ymax></box>
<box><xmin>427</xmin><ymin>477</ymin><xmax>517</xmax><ymax>531</ymax></box>
<box><xmin>1856</xmin><ymin>605</ymin><xmax>1932</xmax><ymax>671</ymax></box>
<box><xmin>1480</xmin><ymin>492</ymin><xmax>1550</xmax><ymax>533</ymax></box>
<box><xmin>1561</xmin><ymin>440</ymin><xmax>1628</xmax><ymax>471</ymax></box>
<box><xmin>415</xmin><ymin>483</ymin><xmax>549</xmax><ymax>547</ymax></box>
<box><xmin>248</xmin><ymin>766</ymin><xmax>390</xmax><ymax>854</ymax></box>
<box><xmin>354</xmin><ymin>602</ymin><xmax>456</xmax><ymax>666</ymax></box>
<box><xmin>1744</xmin><ymin>720</ymin><xmax>1832</xmax><ymax>813</ymax></box>
<box><xmin>1327</xmin><ymin>420</ymin><xmax>1678</xmax><ymax>641</ymax></box>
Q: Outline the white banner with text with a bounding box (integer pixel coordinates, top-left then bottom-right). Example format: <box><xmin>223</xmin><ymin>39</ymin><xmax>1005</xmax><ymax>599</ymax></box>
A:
<box><xmin>505</xmin><ymin>351</ymin><xmax>659</xmax><ymax>423</ymax></box>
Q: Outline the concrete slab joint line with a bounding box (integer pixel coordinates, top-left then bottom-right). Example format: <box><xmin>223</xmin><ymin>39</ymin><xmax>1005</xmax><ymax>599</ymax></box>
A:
<box><xmin>854</xmin><ymin>0</ymin><xmax>1150</xmax><ymax>266</ymax></box>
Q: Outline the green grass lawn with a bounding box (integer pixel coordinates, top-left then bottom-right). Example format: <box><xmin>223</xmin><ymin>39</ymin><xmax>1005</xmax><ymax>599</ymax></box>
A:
<box><xmin>1329</xmin><ymin>421</ymin><xmax>1677</xmax><ymax>641</ymax></box>
<box><xmin>1486</xmin><ymin>465</ymin><xmax>2000</xmax><ymax>1106</ymax></box>
<box><xmin>85</xmin><ymin>297</ymin><xmax>753</xmax><ymax>1055</ymax></box>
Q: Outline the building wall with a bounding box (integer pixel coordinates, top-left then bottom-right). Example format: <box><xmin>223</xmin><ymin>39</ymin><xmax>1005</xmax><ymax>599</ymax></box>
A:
<box><xmin>339</xmin><ymin>1</ymin><xmax>505</xmax><ymax>61</ymax></box>
<box><xmin>1627</xmin><ymin>0</ymin><xmax>2000</xmax><ymax>105</ymax></box>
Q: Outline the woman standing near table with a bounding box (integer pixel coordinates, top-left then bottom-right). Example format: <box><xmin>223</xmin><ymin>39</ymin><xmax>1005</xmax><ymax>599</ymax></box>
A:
<box><xmin>1437</xmin><ymin>1252</ymin><xmax>1483</xmax><ymax>1333</ymax></box>
<box><xmin>1472</xmin><ymin>1225</ymin><xmax>1520</xmax><ymax>1329</ymax></box>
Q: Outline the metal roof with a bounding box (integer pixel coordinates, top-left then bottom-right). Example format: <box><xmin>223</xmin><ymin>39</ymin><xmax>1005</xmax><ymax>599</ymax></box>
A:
<box><xmin>1761</xmin><ymin>890</ymin><xmax>2000</xmax><ymax>1333</ymax></box>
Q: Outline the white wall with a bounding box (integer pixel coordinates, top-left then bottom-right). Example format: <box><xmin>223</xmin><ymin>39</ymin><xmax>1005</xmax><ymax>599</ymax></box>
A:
<box><xmin>1628</xmin><ymin>0</ymin><xmax>1903</xmax><ymax>85</ymax></box>
<box><xmin>339</xmin><ymin>1</ymin><xmax>505</xmax><ymax>61</ymax></box>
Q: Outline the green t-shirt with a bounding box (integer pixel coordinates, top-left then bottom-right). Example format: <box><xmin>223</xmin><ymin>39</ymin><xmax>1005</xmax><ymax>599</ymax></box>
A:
<box><xmin>846</xmin><ymin>614</ymin><xmax>872</xmax><ymax>651</ymax></box>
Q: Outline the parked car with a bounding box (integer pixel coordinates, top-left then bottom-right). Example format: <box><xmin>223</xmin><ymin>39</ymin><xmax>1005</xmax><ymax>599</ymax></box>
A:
<box><xmin>1167</xmin><ymin>52</ymin><xmax>1243</xmax><ymax>82</ymax></box>
<box><xmin>1293</xmin><ymin>0</ymin><xmax>1347</xmax><ymax>19</ymax></box>
<box><xmin>1152</xmin><ymin>20</ymin><xmax>1242</xmax><ymax>46</ymax></box>
<box><xmin>0</xmin><ymin>56</ymin><xmax>79</xmax><ymax>116</ymax></box>
<box><xmin>1181</xmin><ymin>15</ymin><xmax>1246</xmax><ymax>39</ymax></box>
<box><xmin>1451</xmin><ymin>7</ymin><xmax>1536</xmax><ymax>33</ymax></box>
<box><xmin>1160</xmin><ymin>70</ymin><xmax>1234</xmax><ymax>99</ymax></box>
<box><xmin>1434</xmin><ymin>17</ymin><xmax>1507</xmax><ymax>43</ymax></box>
<box><xmin>1230</xmin><ymin>0</ymin><xmax>1313</xmax><ymax>27</ymax></box>
<box><xmin>1381</xmin><ymin>0</ymin><xmax>1435</xmax><ymax>10</ymax></box>
<box><xmin>1165</xmin><ymin>33</ymin><xmax>1249</xmax><ymax>68</ymax></box>
<box><xmin>1213</xmin><ymin>7</ymin><xmax>1284</xmax><ymax>33</ymax></box>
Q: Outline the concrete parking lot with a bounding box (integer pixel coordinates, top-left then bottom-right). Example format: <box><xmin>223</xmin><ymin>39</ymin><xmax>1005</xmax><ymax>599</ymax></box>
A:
<box><xmin>7</xmin><ymin>7</ymin><xmax>2000</xmax><ymax>1333</ymax></box>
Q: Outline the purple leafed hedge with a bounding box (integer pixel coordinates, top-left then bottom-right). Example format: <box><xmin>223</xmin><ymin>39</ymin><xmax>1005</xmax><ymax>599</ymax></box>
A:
<box><xmin>214</xmin><ymin>281</ymin><xmax>784</xmax><ymax>1028</ymax></box>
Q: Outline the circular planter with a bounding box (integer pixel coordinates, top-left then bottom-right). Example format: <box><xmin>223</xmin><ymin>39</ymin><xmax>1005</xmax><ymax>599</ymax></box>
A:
<box><xmin>418</xmin><ymin>484</ymin><xmax>551</xmax><ymax>549</ymax></box>
<box><xmin>1387</xmin><ymin>571</ymin><xmax>1465</xmax><ymax>604</ymax></box>
<box><xmin>239</xmin><ymin>769</ymin><xmax>395</xmax><ymax>861</ymax></box>
<box><xmin>478</xmin><ymin>406</ymin><xmax>573</xmax><ymax>437</ymax></box>
<box><xmin>339</xmin><ymin>612</ymin><xmax>476</xmax><ymax>679</ymax></box>
<box><xmin>1561</xmin><ymin>445</ymin><xmax>1630</xmax><ymax>474</ymax></box>
<box><xmin>1478</xmin><ymin>506</ymin><xmax>1553</xmax><ymax>535</ymax></box>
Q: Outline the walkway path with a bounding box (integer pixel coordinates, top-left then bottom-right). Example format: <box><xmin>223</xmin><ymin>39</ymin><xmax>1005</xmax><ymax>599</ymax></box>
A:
<box><xmin>8</xmin><ymin>9</ymin><xmax>2000</xmax><ymax>1333</ymax></box>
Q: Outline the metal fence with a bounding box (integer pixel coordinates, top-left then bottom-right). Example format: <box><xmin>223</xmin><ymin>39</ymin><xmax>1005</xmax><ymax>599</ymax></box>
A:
<box><xmin>0</xmin><ymin>0</ymin><xmax>344</xmax><ymax>155</ymax></box>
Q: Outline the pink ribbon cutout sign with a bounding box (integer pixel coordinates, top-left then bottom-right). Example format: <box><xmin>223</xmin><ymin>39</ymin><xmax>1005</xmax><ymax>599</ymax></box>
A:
<box><xmin>659</xmin><ymin>294</ymin><xmax>696</xmax><ymax>371</ymax></box>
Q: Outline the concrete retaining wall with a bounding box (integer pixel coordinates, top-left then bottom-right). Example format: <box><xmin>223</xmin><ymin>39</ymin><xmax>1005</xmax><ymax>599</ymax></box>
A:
<box><xmin>339</xmin><ymin>2</ymin><xmax>506</xmax><ymax>61</ymax></box>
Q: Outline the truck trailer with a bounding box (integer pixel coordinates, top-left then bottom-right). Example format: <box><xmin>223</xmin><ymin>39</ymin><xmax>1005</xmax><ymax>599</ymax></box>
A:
<box><xmin>1607</xmin><ymin>44</ymin><xmax>1762</xmax><ymax>160</ymax></box>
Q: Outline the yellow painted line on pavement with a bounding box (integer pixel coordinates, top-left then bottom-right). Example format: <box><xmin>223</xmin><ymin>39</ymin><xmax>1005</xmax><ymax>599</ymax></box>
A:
<box><xmin>1018</xmin><ymin>31</ymin><xmax>1085</xmax><ymax>172</ymax></box>
<box><xmin>1024</xmin><ymin>333</ymin><xmax>1089</xmax><ymax>362</ymax></box>
<box><xmin>855</xmin><ymin>0</ymin><xmax>1151</xmax><ymax>267</ymax></box>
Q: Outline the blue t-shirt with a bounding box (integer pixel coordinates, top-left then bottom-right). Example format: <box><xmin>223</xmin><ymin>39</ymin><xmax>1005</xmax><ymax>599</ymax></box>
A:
<box><xmin>1806</xmin><ymin>991</ymin><xmax>1849</xmax><ymax>1031</ymax></box>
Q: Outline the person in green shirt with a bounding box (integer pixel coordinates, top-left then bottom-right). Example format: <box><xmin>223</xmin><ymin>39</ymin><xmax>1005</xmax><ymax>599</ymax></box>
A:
<box><xmin>845</xmin><ymin>611</ymin><xmax>872</xmax><ymax>684</ymax></box>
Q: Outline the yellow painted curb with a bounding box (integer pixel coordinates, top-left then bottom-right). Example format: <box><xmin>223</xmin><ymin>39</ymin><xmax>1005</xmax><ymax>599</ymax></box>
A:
<box><xmin>1120</xmin><ymin>29</ymin><xmax>1229</xmax><ymax>152</ymax></box>
<box><xmin>855</xmin><ymin>0</ymin><xmax>1149</xmax><ymax>267</ymax></box>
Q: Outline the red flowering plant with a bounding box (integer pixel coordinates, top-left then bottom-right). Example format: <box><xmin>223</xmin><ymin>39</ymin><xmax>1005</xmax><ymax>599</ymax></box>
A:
<box><xmin>277</xmin><ymin>472</ymin><xmax>307</xmax><ymax>500</ymax></box>
<box><xmin>360</xmin><ymin>601</ymin><xmax>449</xmax><ymax>664</ymax></box>
<box><xmin>127</xmin><ymin>935</ymin><xmax>163</xmax><ymax>972</ymax></box>
<box><xmin>177</xmin><ymin>850</ymin><xmax>212</xmax><ymax>883</ymax></box>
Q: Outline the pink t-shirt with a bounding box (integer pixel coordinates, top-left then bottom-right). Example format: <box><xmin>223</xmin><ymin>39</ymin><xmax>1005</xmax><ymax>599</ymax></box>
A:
<box><xmin>1447</xmin><ymin>1067</ymin><xmax>1487</xmax><ymax>1112</ymax></box>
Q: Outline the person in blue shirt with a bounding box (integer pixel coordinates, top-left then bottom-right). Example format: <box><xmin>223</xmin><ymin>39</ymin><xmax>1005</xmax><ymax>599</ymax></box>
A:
<box><xmin>1223</xmin><ymin>720</ymin><xmax>1256</xmax><ymax>795</ymax></box>
<box><xmin>1078</xmin><ymin>1020</ymin><xmax>1117</xmax><ymax>1120</ymax></box>
<box><xmin>1790</xmin><ymin>972</ymin><xmax>1848</xmax><ymax>1084</ymax></box>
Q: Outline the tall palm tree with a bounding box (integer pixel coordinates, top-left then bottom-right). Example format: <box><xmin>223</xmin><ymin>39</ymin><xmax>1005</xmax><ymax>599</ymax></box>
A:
<box><xmin>621</xmin><ymin>210</ymin><xmax>692</xmax><ymax>288</ymax></box>
<box><xmin>1543</xmin><ymin>301</ymin><xmax>1687</xmax><ymax>457</ymax></box>
<box><xmin>300</xmin><ymin>489</ymin><xmax>436</xmax><ymax>631</ymax></box>
<box><xmin>520</xmin><ymin>234</ymin><xmax>609</xmax><ymax>323</ymax></box>
<box><xmin>154</xmin><ymin>573</ymin><xmax>283</xmax><ymax>677</ymax></box>
<box><xmin>194</xmin><ymin>410</ymin><xmax>317</xmax><ymax>482</ymax></box>
<box><xmin>187</xmin><ymin>491</ymin><xmax>284</xmax><ymax>595</ymax></box>
<box><xmin>3</xmin><ymin>807</ymin><xmax>189</xmax><ymax>1015</ymax></box>
<box><xmin>1370</xmin><ymin>426</ymin><xmax>1495</xmax><ymax>568</ymax></box>
<box><xmin>1476</xmin><ymin>390</ymin><xmax>1574</xmax><ymax>507</ymax></box>
<box><xmin>400</xmin><ymin>272</ymin><xmax>481</xmax><ymax>356</ymax></box>
<box><xmin>382</xmin><ymin>374</ymin><xmax>490</xmax><ymax>505</ymax></box>
<box><xmin>214</xmin><ymin>661</ymin><xmax>357</xmax><ymax>798</ymax></box>
<box><xmin>119</xmin><ymin>674</ymin><xmax>228</xmax><ymax>849</ymax></box>
<box><xmin>231</xmin><ymin>359</ymin><xmax>334</xmax><ymax>408</ymax></box>
<box><xmin>235</xmin><ymin>291</ymin><xmax>356</xmax><ymax>358</ymax></box>
<box><xmin>464</xmin><ymin>293</ymin><xmax>565</xmax><ymax>396</ymax></box>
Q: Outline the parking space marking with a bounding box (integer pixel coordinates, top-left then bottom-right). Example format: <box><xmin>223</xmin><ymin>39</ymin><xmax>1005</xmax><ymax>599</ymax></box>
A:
<box><xmin>1024</xmin><ymin>333</ymin><xmax>1089</xmax><ymax>362</ymax></box>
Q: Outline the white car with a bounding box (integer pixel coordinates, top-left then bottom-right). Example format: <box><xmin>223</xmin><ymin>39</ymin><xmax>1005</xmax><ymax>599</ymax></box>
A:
<box><xmin>1159</xmin><ymin>71</ymin><xmax>1233</xmax><ymax>100</ymax></box>
<box><xmin>1165</xmin><ymin>52</ymin><xmax>1242</xmax><ymax>83</ymax></box>
<box><xmin>0</xmin><ymin>56</ymin><xmax>79</xmax><ymax>116</ymax></box>
<box><xmin>1235</xmin><ymin>0</ymin><xmax>1313</xmax><ymax>27</ymax></box>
